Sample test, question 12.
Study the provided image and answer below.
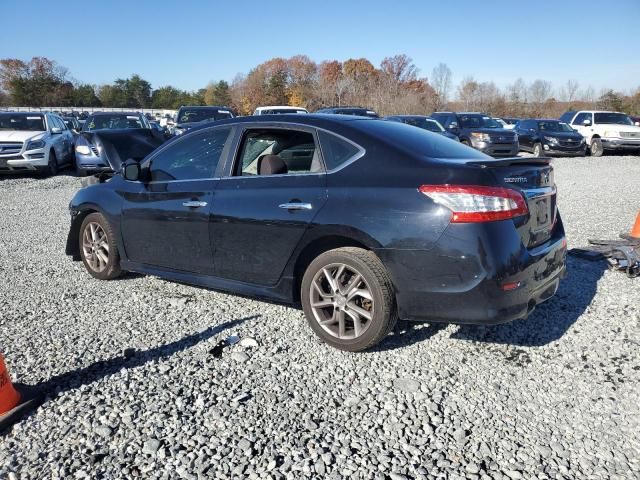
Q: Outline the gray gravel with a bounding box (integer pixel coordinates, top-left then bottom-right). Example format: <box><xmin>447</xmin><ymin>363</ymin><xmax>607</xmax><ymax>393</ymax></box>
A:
<box><xmin>1</xmin><ymin>156</ymin><xmax>639</xmax><ymax>479</ymax></box>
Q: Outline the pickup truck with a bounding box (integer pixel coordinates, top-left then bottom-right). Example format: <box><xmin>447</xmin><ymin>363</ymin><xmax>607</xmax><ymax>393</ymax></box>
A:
<box><xmin>559</xmin><ymin>110</ymin><xmax>640</xmax><ymax>156</ymax></box>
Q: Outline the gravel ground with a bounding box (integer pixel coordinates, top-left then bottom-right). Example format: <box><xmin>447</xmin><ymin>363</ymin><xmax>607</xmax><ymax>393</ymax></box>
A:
<box><xmin>0</xmin><ymin>156</ymin><xmax>639</xmax><ymax>479</ymax></box>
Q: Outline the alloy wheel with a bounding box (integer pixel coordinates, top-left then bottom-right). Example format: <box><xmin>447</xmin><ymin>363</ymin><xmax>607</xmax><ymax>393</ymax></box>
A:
<box><xmin>309</xmin><ymin>263</ymin><xmax>374</xmax><ymax>340</ymax></box>
<box><xmin>533</xmin><ymin>143</ymin><xmax>542</xmax><ymax>157</ymax></box>
<box><xmin>82</xmin><ymin>222</ymin><xmax>110</xmax><ymax>272</ymax></box>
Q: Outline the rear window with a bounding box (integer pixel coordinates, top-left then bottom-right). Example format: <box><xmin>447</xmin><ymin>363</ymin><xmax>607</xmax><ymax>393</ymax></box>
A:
<box><xmin>318</xmin><ymin>130</ymin><xmax>361</xmax><ymax>170</ymax></box>
<box><xmin>358</xmin><ymin>120</ymin><xmax>488</xmax><ymax>159</ymax></box>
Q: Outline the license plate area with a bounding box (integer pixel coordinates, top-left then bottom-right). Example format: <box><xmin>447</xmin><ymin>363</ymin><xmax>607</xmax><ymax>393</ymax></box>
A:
<box><xmin>533</xmin><ymin>197</ymin><xmax>552</xmax><ymax>231</ymax></box>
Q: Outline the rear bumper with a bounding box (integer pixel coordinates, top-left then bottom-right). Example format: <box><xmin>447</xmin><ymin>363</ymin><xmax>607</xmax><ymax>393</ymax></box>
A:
<box><xmin>377</xmin><ymin>218</ymin><xmax>567</xmax><ymax>325</ymax></box>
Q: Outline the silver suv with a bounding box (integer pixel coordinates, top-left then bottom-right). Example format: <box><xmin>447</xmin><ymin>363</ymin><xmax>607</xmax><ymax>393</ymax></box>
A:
<box><xmin>0</xmin><ymin>111</ymin><xmax>75</xmax><ymax>175</ymax></box>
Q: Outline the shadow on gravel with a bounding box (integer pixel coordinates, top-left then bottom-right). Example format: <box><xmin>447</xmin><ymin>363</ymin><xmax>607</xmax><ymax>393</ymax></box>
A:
<box><xmin>450</xmin><ymin>256</ymin><xmax>607</xmax><ymax>347</ymax></box>
<box><xmin>0</xmin><ymin>166</ymin><xmax>78</xmax><ymax>182</ymax></box>
<box><xmin>373</xmin><ymin>321</ymin><xmax>448</xmax><ymax>351</ymax></box>
<box><xmin>19</xmin><ymin>314</ymin><xmax>259</xmax><ymax>404</ymax></box>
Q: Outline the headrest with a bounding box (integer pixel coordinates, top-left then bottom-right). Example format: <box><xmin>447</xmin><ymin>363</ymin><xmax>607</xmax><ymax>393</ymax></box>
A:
<box><xmin>258</xmin><ymin>155</ymin><xmax>288</xmax><ymax>175</ymax></box>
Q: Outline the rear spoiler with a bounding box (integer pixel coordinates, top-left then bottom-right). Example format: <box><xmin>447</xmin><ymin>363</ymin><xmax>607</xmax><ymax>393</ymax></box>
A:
<box><xmin>466</xmin><ymin>156</ymin><xmax>552</xmax><ymax>167</ymax></box>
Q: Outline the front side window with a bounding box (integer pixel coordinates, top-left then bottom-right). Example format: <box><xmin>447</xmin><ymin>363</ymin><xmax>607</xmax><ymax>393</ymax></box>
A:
<box><xmin>318</xmin><ymin>130</ymin><xmax>361</xmax><ymax>170</ymax></box>
<box><xmin>150</xmin><ymin>127</ymin><xmax>231</xmax><ymax>181</ymax></box>
<box><xmin>572</xmin><ymin>112</ymin><xmax>592</xmax><ymax>125</ymax></box>
<box><xmin>235</xmin><ymin>128</ymin><xmax>321</xmax><ymax>176</ymax></box>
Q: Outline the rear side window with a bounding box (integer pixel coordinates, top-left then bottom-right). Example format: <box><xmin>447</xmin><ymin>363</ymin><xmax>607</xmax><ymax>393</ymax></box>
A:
<box><xmin>235</xmin><ymin>128</ymin><xmax>321</xmax><ymax>176</ymax></box>
<box><xmin>359</xmin><ymin>120</ymin><xmax>488</xmax><ymax>159</ymax></box>
<box><xmin>318</xmin><ymin>130</ymin><xmax>361</xmax><ymax>171</ymax></box>
<box><xmin>150</xmin><ymin>127</ymin><xmax>231</xmax><ymax>181</ymax></box>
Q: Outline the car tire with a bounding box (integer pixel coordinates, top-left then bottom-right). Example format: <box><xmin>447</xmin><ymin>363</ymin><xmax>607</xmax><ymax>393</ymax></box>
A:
<box><xmin>43</xmin><ymin>151</ymin><xmax>58</xmax><ymax>177</ymax></box>
<box><xmin>533</xmin><ymin>142</ymin><xmax>543</xmax><ymax>157</ymax></box>
<box><xmin>301</xmin><ymin>247</ymin><xmax>397</xmax><ymax>351</ymax></box>
<box><xmin>79</xmin><ymin>212</ymin><xmax>122</xmax><ymax>280</ymax></box>
<box><xmin>590</xmin><ymin>138</ymin><xmax>604</xmax><ymax>157</ymax></box>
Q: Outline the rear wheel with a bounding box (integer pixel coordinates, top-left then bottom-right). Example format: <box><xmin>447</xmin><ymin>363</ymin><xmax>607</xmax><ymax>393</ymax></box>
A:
<box><xmin>590</xmin><ymin>138</ymin><xmax>604</xmax><ymax>157</ymax></box>
<box><xmin>79</xmin><ymin>212</ymin><xmax>122</xmax><ymax>280</ymax></box>
<box><xmin>301</xmin><ymin>247</ymin><xmax>397</xmax><ymax>351</ymax></box>
<box><xmin>533</xmin><ymin>142</ymin><xmax>543</xmax><ymax>157</ymax></box>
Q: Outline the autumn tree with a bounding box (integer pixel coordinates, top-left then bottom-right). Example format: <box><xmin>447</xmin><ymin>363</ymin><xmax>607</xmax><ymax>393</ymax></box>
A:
<box><xmin>204</xmin><ymin>80</ymin><xmax>232</xmax><ymax>106</ymax></box>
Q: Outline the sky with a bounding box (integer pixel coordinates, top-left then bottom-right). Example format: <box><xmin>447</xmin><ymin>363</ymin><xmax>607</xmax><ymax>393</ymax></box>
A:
<box><xmin>2</xmin><ymin>0</ymin><xmax>639</xmax><ymax>94</ymax></box>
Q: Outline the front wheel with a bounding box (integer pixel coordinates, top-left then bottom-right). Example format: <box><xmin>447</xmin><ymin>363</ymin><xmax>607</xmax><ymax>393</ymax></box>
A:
<box><xmin>533</xmin><ymin>142</ymin><xmax>543</xmax><ymax>157</ymax></box>
<box><xmin>301</xmin><ymin>247</ymin><xmax>397</xmax><ymax>351</ymax></box>
<box><xmin>79</xmin><ymin>212</ymin><xmax>122</xmax><ymax>280</ymax></box>
<box><xmin>42</xmin><ymin>151</ymin><xmax>58</xmax><ymax>177</ymax></box>
<box><xmin>590</xmin><ymin>138</ymin><xmax>604</xmax><ymax>157</ymax></box>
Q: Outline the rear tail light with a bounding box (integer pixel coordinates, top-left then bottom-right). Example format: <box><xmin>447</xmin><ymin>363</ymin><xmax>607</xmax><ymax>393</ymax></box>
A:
<box><xmin>419</xmin><ymin>185</ymin><xmax>528</xmax><ymax>223</ymax></box>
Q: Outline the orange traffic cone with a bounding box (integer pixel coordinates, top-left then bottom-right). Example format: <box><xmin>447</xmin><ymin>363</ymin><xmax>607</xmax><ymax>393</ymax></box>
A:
<box><xmin>0</xmin><ymin>354</ymin><xmax>42</xmax><ymax>432</ymax></box>
<box><xmin>0</xmin><ymin>355</ymin><xmax>21</xmax><ymax>415</ymax></box>
<box><xmin>630</xmin><ymin>211</ymin><xmax>640</xmax><ymax>239</ymax></box>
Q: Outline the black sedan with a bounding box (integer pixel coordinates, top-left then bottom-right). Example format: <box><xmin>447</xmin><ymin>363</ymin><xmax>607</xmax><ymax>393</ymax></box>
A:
<box><xmin>385</xmin><ymin>115</ymin><xmax>459</xmax><ymax>140</ymax></box>
<box><xmin>515</xmin><ymin>119</ymin><xmax>586</xmax><ymax>157</ymax></box>
<box><xmin>66</xmin><ymin>115</ymin><xmax>566</xmax><ymax>351</ymax></box>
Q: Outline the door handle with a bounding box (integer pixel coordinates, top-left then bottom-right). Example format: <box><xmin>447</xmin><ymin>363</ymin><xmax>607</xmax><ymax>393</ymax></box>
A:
<box><xmin>182</xmin><ymin>201</ymin><xmax>208</xmax><ymax>208</ymax></box>
<box><xmin>279</xmin><ymin>202</ymin><xmax>312</xmax><ymax>211</ymax></box>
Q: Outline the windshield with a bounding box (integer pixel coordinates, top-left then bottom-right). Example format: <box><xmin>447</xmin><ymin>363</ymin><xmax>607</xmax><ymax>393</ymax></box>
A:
<box><xmin>459</xmin><ymin>115</ymin><xmax>503</xmax><ymax>129</ymax></box>
<box><xmin>539</xmin><ymin>121</ymin><xmax>574</xmax><ymax>133</ymax></box>
<box><xmin>0</xmin><ymin>114</ymin><xmax>46</xmax><ymax>131</ymax></box>
<box><xmin>178</xmin><ymin>108</ymin><xmax>232</xmax><ymax>123</ymax></box>
<box><xmin>402</xmin><ymin>118</ymin><xmax>444</xmax><ymax>132</ymax></box>
<box><xmin>594</xmin><ymin>112</ymin><xmax>633</xmax><ymax>125</ymax></box>
<box><xmin>83</xmin><ymin>114</ymin><xmax>145</xmax><ymax>131</ymax></box>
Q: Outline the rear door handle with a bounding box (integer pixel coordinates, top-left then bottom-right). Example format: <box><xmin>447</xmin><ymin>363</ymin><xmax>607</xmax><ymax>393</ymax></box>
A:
<box><xmin>182</xmin><ymin>201</ymin><xmax>208</xmax><ymax>208</ymax></box>
<box><xmin>279</xmin><ymin>202</ymin><xmax>312</xmax><ymax>211</ymax></box>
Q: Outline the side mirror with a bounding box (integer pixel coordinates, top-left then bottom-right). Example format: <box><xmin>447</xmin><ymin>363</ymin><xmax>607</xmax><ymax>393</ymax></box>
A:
<box><xmin>582</xmin><ymin>119</ymin><xmax>591</xmax><ymax>126</ymax></box>
<box><xmin>448</xmin><ymin>122</ymin><xmax>458</xmax><ymax>130</ymax></box>
<box><xmin>122</xmin><ymin>160</ymin><xmax>142</xmax><ymax>181</ymax></box>
<box><xmin>51</xmin><ymin>127</ymin><xmax>62</xmax><ymax>134</ymax></box>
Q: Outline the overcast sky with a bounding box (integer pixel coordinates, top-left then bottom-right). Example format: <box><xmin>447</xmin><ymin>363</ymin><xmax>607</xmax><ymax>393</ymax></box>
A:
<box><xmin>2</xmin><ymin>0</ymin><xmax>639</xmax><ymax>94</ymax></box>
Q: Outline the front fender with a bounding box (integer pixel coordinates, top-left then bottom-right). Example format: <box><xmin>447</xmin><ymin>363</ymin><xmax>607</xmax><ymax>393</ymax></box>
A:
<box><xmin>66</xmin><ymin>183</ymin><xmax>124</xmax><ymax>259</ymax></box>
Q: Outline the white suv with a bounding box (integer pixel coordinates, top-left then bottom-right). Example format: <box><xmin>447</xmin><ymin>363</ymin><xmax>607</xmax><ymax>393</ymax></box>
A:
<box><xmin>0</xmin><ymin>111</ymin><xmax>75</xmax><ymax>175</ymax></box>
<box><xmin>559</xmin><ymin>110</ymin><xmax>640</xmax><ymax>156</ymax></box>
<box><xmin>253</xmin><ymin>106</ymin><xmax>309</xmax><ymax>115</ymax></box>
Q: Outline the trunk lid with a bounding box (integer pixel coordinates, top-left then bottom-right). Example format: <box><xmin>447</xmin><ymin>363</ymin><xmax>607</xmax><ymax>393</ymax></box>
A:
<box><xmin>467</xmin><ymin>156</ymin><xmax>557</xmax><ymax>247</ymax></box>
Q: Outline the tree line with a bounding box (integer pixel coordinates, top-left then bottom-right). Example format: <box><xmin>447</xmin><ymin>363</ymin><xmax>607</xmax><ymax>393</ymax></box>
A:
<box><xmin>1</xmin><ymin>55</ymin><xmax>639</xmax><ymax>118</ymax></box>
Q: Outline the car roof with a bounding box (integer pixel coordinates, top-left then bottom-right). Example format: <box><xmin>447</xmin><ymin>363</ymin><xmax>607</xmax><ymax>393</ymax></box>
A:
<box><xmin>0</xmin><ymin>111</ymin><xmax>44</xmax><ymax>115</ymax></box>
<box><xmin>386</xmin><ymin>115</ymin><xmax>433</xmax><ymax>119</ymax></box>
<box><xmin>255</xmin><ymin>106</ymin><xmax>306</xmax><ymax>110</ymax></box>
<box><xmin>88</xmin><ymin>111</ymin><xmax>142</xmax><ymax>116</ymax></box>
<box><xmin>180</xmin><ymin>105</ymin><xmax>230</xmax><ymax>110</ymax></box>
<box><xmin>575</xmin><ymin>110</ymin><xmax>624</xmax><ymax>114</ymax></box>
